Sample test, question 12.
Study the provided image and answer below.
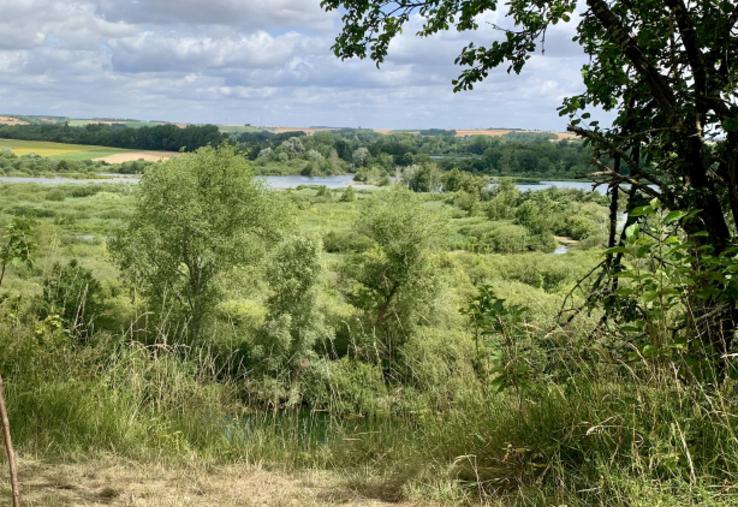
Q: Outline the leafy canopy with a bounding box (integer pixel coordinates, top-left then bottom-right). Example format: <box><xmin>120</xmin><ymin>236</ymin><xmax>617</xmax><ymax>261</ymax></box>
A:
<box><xmin>323</xmin><ymin>0</ymin><xmax>738</xmax><ymax>372</ymax></box>
<box><xmin>111</xmin><ymin>145</ymin><xmax>290</xmax><ymax>340</ymax></box>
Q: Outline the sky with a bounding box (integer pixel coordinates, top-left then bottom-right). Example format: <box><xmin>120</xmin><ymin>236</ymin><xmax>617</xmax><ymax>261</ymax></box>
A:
<box><xmin>0</xmin><ymin>0</ymin><xmax>594</xmax><ymax>130</ymax></box>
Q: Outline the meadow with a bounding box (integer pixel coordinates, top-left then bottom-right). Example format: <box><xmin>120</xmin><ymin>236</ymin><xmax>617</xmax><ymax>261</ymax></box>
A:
<box><xmin>0</xmin><ymin>148</ymin><xmax>736</xmax><ymax>506</ymax></box>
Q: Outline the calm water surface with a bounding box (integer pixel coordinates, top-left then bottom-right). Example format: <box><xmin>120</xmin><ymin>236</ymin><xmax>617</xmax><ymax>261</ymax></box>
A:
<box><xmin>0</xmin><ymin>174</ymin><xmax>605</xmax><ymax>192</ymax></box>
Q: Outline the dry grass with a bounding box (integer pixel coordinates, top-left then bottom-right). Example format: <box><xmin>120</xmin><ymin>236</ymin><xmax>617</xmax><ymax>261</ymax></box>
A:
<box><xmin>3</xmin><ymin>458</ymin><xmax>436</xmax><ymax>507</ymax></box>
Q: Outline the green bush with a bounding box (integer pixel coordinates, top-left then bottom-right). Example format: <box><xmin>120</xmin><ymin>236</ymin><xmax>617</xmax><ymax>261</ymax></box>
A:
<box><xmin>459</xmin><ymin>221</ymin><xmax>556</xmax><ymax>253</ymax></box>
<box><xmin>323</xmin><ymin>230</ymin><xmax>373</xmax><ymax>253</ymax></box>
<box><xmin>40</xmin><ymin>259</ymin><xmax>104</xmax><ymax>338</ymax></box>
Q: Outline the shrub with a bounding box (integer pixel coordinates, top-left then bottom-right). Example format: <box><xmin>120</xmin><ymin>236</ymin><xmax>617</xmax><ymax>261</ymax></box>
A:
<box><xmin>249</xmin><ymin>236</ymin><xmax>333</xmax><ymax>407</ymax></box>
<box><xmin>342</xmin><ymin>188</ymin><xmax>443</xmax><ymax>380</ymax></box>
<box><xmin>340</xmin><ymin>186</ymin><xmax>356</xmax><ymax>202</ymax></box>
<box><xmin>41</xmin><ymin>259</ymin><xmax>104</xmax><ymax>338</ymax></box>
<box><xmin>323</xmin><ymin>230</ymin><xmax>373</xmax><ymax>253</ymax></box>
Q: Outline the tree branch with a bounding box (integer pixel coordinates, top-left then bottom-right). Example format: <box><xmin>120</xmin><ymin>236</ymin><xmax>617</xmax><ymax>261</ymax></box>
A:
<box><xmin>586</xmin><ymin>0</ymin><xmax>677</xmax><ymax>115</ymax></box>
<box><xmin>664</xmin><ymin>0</ymin><xmax>707</xmax><ymax>104</ymax></box>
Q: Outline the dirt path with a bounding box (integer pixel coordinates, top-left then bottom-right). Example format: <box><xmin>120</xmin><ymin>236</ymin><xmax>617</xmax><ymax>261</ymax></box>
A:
<box><xmin>2</xmin><ymin>458</ymin><xmax>434</xmax><ymax>506</ymax></box>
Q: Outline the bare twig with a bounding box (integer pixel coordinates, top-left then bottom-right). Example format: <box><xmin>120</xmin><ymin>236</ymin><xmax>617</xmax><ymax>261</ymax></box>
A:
<box><xmin>0</xmin><ymin>375</ymin><xmax>20</xmax><ymax>507</ymax></box>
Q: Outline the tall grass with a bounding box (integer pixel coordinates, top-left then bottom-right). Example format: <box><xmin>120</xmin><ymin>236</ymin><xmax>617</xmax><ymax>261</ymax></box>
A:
<box><xmin>1</xmin><ymin>184</ymin><xmax>736</xmax><ymax>505</ymax></box>
<box><xmin>4</xmin><ymin>307</ymin><xmax>738</xmax><ymax>505</ymax></box>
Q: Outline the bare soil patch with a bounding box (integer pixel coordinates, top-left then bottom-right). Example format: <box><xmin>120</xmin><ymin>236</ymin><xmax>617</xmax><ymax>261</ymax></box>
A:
<box><xmin>554</xmin><ymin>235</ymin><xmax>579</xmax><ymax>245</ymax></box>
<box><xmin>553</xmin><ymin>131</ymin><xmax>578</xmax><ymax>141</ymax></box>
<box><xmin>94</xmin><ymin>151</ymin><xmax>179</xmax><ymax>164</ymax></box>
<box><xmin>5</xmin><ymin>458</ymin><xmax>435</xmax><ymax>507</ymax></box>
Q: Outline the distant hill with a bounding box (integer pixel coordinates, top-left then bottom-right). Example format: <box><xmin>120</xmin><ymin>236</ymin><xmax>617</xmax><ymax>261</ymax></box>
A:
<box><xmin>0</xmin><ymin>114</ymin><xmax>186</xmax><ymax>129</ymax></box>
<box><xmin>1</xmin><ymin>114</ymin><xmax>576</xmax><ymax>140</ymax></box>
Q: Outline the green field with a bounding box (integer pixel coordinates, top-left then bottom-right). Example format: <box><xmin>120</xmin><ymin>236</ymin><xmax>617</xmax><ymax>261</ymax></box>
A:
<box><xmin>0</xmin><ymin>138</ymin><xmax>133</xmax><ymax>161</ymax></box>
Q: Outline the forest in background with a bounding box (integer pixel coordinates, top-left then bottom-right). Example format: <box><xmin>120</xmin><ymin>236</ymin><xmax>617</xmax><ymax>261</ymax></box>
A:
<box><xmin>0</xmin><ymin>122</ymin><xmax>593</xmax><ymax>179</ymax></box>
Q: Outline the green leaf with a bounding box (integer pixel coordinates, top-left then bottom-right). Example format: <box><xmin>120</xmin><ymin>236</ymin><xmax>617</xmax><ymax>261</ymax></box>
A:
<box><xmin>642</xmin><ymin>345</ymin><xmax>657</xmax><ymax>358</ymax></box>
<box><xmin>630</xmin><ymin>205</ymin><xmax>652</xmax><ymax>217</ymax></box>
<box><xmin>664</xmin><ymin>210</ymin><xmax>686</xmax><ymax>224</ymax></box>
<box><xmin>625</xmin><ymin>224</ymin><xmax>640</xmax><ymax>239</ymax></box>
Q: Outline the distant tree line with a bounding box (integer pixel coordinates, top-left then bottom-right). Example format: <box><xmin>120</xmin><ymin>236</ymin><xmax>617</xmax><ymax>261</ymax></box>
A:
<box><xmin>232</xmin><ymin>128</ymin><xmax>595</xmax><ymax>179</ymax></box>
<box><xmin>0</xmin><ymin>123</ymin><xmax>224</xmax><ymax>152</ymax></box>
<box><xmin>0</xmin><ymin>122</ymin><xmax>595</xmax><ymax>178</ymax></box>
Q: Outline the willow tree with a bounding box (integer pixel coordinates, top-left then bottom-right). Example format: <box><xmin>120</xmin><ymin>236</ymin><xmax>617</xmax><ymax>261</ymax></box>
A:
<box><xmin>111</xmin><ymin>146</ymin><xmax>289</xmax><ymax>342</ymax></box>
<box><xmin>322</xmin><ymin>0</ymin><xmax>738</xmax><ymax>374</ymax></box>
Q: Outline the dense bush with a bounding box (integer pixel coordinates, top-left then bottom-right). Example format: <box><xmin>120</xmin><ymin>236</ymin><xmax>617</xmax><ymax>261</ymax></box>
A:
<box><xmin>458</xmin><ymin>221</ymin><xmax>556</xmax><ymax>253</ymax></box>
<box><xmin>342</xmin><ymin>187</ymin><xmax>444</xmax><ymax>380</ymax></box>
<box><xmin>322</xmin><ymin>230</ymin><xmax>373</xmax><ymax>253</ymax></box>
<box><xmin>40</xmin><ymin>259</ymin><xmax>103</xmax><ymax>338</ymax></box>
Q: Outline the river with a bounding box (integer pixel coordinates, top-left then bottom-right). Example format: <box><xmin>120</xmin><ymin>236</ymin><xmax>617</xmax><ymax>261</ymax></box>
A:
<box><xmin>0</xmin><ymin>174</ymin><xmax>606</xmax><ymax>193</ymax></box>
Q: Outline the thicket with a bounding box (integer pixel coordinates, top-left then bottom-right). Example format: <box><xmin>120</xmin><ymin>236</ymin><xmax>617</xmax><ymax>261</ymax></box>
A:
<box><xmin>0</xmin><ymin>150</ymin><xmax>149</xmax><ymax>176</ymax></box>
<box><xmin>239</xmin><ymin>128</ymin><xmax>593</xmax><ymax>178</ymax></box>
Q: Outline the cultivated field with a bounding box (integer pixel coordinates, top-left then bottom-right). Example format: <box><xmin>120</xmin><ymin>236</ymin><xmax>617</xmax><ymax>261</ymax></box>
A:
<box><xmin>454</xmin><ymin>128</ymin><xmax>515</xmax><ymax>137</ymax></box>
<box><xmin>263</xmin><ymin>126</ymin><xmax>575</xmax><ymax>139</ymax></box>
<box><xmin>65</xmin><ymin>119</ymin><xmax>174</xmax><ymax>128</ymax></box>
<box><xmin>93</xmin><ymin>151</ymin><xmax>180</xmax><ymax>163</ymax></box>
<box><xmin>454</xmin><ymin>129</ymin><xmax>576</xmax><ymax>140</ymax></box>
<box><xmin>0</xmin><ymin>138</ymin><xmax>177</xmax><ymax>162</ymax></box>
<box><xmin>0</xmin><ymin>115</ymin><xmax>29</xmax><ymax>126</ymax></box>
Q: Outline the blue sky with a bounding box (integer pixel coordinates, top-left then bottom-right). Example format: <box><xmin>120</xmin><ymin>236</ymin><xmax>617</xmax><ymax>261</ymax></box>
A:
<box><xmin>0</xmin><ymin>0</ymin><xmax>594</xmax><ymax>130</ymax></box>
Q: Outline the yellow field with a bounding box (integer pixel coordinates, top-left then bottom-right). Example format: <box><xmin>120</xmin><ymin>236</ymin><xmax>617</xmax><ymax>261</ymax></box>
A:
<box><xmin>0</xmin><ymin>138</ymin><xmax>177</xmax><ymax>162</ymax></box>
<box><xmin>0</xmin><ymin>115</ymin><xmax>29</xmax><ymax>126</ymax></box>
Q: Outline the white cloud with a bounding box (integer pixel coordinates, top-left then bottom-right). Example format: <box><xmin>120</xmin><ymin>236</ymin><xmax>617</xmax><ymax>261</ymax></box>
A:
<box><xmin>95</xmin><ymin>0</ymin><xmax>333</xmax><ymax>30</ymax></box>
<box><xmin>0</xmin><ymin>0</ymin><xmax>598</xmax><ymax>130</ymax></box>
<box><xmin>109</xmin><ymin>31</ymin><xmax>320</xmax><ymax>73</ymax></box>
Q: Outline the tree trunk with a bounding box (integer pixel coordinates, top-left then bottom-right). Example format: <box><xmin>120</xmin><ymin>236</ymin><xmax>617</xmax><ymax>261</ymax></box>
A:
<box><xmin>0</xmin><ymin>375</ymin><xmax>20</xmax><ymax>507</ymax></box>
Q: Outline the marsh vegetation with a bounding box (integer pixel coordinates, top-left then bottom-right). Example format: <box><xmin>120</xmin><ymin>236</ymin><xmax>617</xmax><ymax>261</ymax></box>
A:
<box><xmin>0</xmin><ymin>145</ymin><xmax>736</xmax><ymax>505</ymax></box>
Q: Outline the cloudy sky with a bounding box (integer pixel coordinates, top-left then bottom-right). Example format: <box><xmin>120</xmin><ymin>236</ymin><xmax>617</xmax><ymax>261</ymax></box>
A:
<box><xmin>0</xmin><ymin>0</ymin><xmax>593</xmax><ymax>130</ymax></box>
